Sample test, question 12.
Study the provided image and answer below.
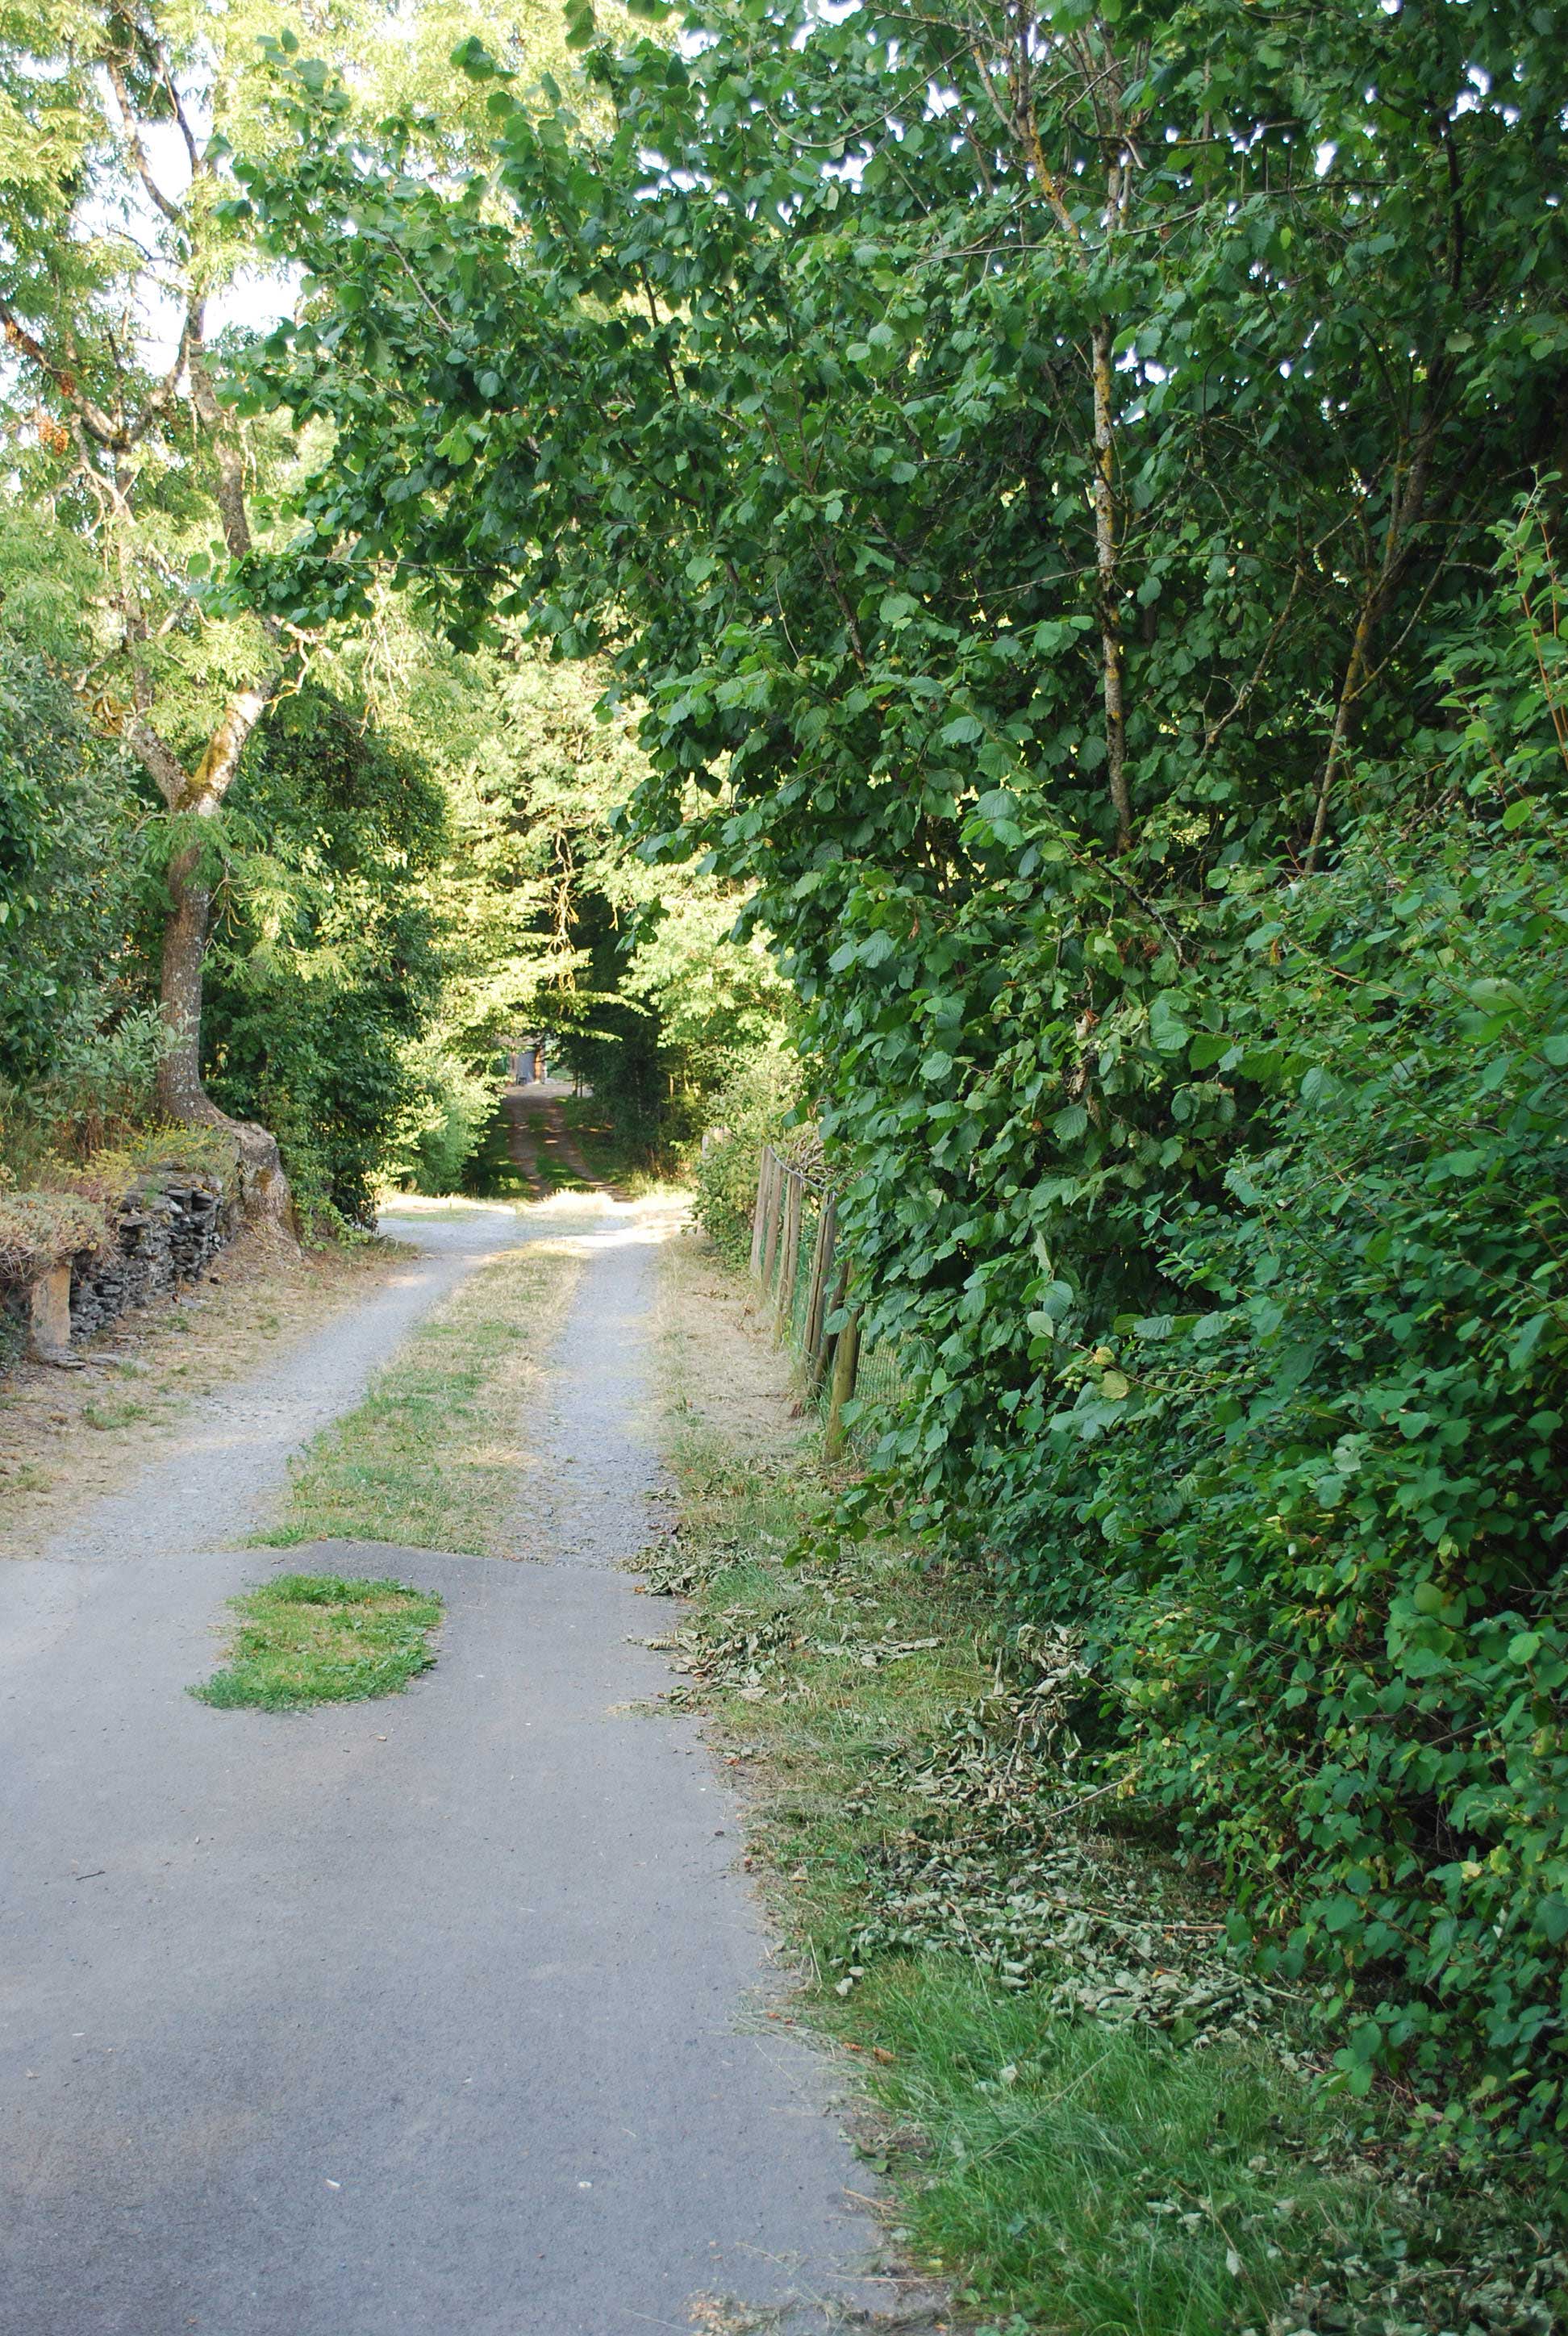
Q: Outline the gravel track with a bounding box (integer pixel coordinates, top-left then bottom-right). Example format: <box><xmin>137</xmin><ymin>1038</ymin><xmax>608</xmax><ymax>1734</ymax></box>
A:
<box><xmin>0</xmin><ymin>1196</ymin><xmax>888</xmax><ymax>2335</ymax></box>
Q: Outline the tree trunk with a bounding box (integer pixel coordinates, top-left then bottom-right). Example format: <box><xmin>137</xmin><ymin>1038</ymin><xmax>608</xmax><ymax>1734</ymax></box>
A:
<box><xmin>140</xmin><ymin>684</ymin><xmax>296</xmax><ymax>1237</ymax></box>
<box><xmin>155</xmin><ymin>828</ymin><xmax>295</xmax><ymax>1236</ymax></box>
<box><xmin>156</xmin><ymin>835</ymin><xmax>215</xmax><ymax>1124</ymax></box>
<box><xmin>1005</xmin><ymin>55</ymin><xmax>1138</xmax><ymax>857</ymax></box>
<box><xmin>5</xmin><ymin>34</ymin><xmax>299</xmax><ymax>1240</ymax></box>
<box><xmin>1304</xmin><ymin>420</ymin><xmax>1441</xmax><ymax>870</ymax></box>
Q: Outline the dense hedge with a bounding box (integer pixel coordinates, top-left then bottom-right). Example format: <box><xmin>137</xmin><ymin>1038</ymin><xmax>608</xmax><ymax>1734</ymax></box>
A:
<box><xmin>690</xmin><ymin>1048</ymin><xmax>805</xmax><ymax>1264</ymax></box>
<box><xmin>1024</xmin><ymin>799</ymin><xmax>1568</xmax><ymax>2158</ymax></box>
<box><xmin>830</xmin><ymin>543</ymin><xmax>1568</xmax><ymax>2160</ymax></box>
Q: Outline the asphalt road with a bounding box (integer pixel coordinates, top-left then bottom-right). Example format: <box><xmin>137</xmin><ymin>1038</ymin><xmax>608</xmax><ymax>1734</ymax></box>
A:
<box><xmin>0</xmin><ymin>1199</ymin><xmax>888</xmax><ymax>2335</ymax></box>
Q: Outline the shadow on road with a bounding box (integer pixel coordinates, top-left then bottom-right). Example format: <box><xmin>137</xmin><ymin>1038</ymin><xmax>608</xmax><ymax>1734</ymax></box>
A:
<box><xmin>500</xmin><ymin>1079</ymin><xmax>609</xmax><ymax>1198</ymax></box>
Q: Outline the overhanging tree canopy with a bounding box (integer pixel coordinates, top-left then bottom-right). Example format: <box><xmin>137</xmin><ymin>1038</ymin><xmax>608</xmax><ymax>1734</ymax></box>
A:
<box><xmin>236</xmin><ymin>0</ymin><xmax>1563</xmax><ymax>876</ymax></box>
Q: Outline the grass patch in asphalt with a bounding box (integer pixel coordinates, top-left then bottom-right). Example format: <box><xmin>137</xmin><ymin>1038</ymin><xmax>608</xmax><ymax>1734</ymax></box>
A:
<box><xmin>263</xmin><ymin>1228</ymin><xmax>578</xmax><ymax>1556</ymax></box>
<box><xmin>194</xmin><ymin>1573</ymin><xmax>443</xmax><ymax>1711</ymax></box>
<box><xmin>651</xmin><ymin>1245</ymin><xmax>1565</xmax><ymax>2336</ymax></box>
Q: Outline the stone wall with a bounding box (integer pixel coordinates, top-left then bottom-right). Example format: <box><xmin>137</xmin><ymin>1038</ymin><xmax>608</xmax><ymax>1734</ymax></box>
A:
<box><xmin>66</xmin><ymin>1174</ymin><xmax>238</xmax><ymax>1343</ymax></box>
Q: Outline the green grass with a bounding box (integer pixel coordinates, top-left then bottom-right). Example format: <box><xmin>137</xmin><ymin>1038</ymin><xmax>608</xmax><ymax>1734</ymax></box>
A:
<box><xmin>263</xmin><ymin>1232</ymin><xmax>577</xmax><ymax>1555</ymax></box>
<box><xmin>457</xmin><ymin>1095</ymin><xmax>684</xmax><ymax>1202</ymax></box>
<box><xmin>653</xmin><ymin>1254</ymin><xmax>1563</xmax><ymax>2336</ymax></box>
<box><xmin>193</xmin><ymin>1573</ymin><xmax>443</xmax><ymax>1711</ymax></box>
<box><xmin>461</xmin><ymin>1107</ymin><xmax>561</xmax><ymax>1200</ymax></box>
<box><xmin>557</xmin><ymin>1098</ymin><xmax>695</xmax><ymax>1199</ymax></box>
<box><xmin>861</xmin><ymin>1967</ymin><xmax>1388</xmax><ymax>2333</ymax></box>
<box><xmin>81</xmin><ymin>1398</ymin><xmax>150</xmax><ymax>1430</ymax></box>
<box><xmin>463</xmin><ymin>1103</ymin><xmax>603</xmax><ymax>1199</ymax></box>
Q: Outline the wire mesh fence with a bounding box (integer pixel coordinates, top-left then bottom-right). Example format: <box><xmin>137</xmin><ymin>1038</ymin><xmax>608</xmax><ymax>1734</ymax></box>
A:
<box><xmin>748</xmin><ymin>1146</ymin><xmax>911</xmax><ymax>1450</ymax></box>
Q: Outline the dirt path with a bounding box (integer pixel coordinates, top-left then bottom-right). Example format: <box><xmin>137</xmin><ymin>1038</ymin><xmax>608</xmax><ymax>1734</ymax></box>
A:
<box><xmin>0</xmin><ymin>1195</ymin><xmax>890</xmax><ymax>2335</ymax></box>
<box><xmin>503</xmin><ymin>1080</ymin><xmax>607</xmax><ymax>1196</ymax></box>
<box><xmin>0</xmin><ymin>1229</ymin><xmax>404</xmax><ymax>1560</ymax></box>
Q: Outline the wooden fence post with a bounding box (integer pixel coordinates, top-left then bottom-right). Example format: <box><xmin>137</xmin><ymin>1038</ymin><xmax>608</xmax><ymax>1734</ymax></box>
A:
<box><xmin>759</xmin><ymin>1152</ymin><xmax>785</xmax><ymax>1291</ymax></box>
<box><xmin>774</xmin><ymin>1170</ymin><xmax>803</xmax><ymax>1335</ymax></box>
<box><xmin>824</xmin><ymin>1307</ymin><xmax>861</xmax><ymax>1459</ymax></box>
<box><xmin>815</xmin><ymin>1257</ymin><xmax>850</xmax><ymax>1399</ymax></box>
<box><xmin>27</xmin><ymin>1264</ymin><xmax>73</xmax><ymax>1362</ymax></box>
<box><xmin>749</xmin><ymin>1148</ymin><xmax>772</xmax><ymax>1279</ymax></box>
<box><xmin>802</xmin><ymin>1195</ymin><xmax>837</xmax><ymax>1391</ymax></box>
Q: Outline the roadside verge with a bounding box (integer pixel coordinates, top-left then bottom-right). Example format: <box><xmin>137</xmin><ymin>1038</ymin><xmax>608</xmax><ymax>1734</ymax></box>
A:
<box><xmin>648</xmin><ymin>1230</ymin><xmax>1562</xmax><ymax>2336</ymax></box>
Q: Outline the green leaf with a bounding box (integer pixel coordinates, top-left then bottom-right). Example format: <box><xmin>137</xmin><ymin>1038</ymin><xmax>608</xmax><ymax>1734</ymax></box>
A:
<box><xmin>450</xmin><ymin>35</ymin><xmax>503</xmax><ymax>77</ymax></box>
<box><xmin>1466</xmin><ymin>976</ymin><xmax>1524</xmax><ymax>1013</ymax></box>
<box><xmin>1538</xmin><ymin>1895</ymin><xmax>1568</xmax><ymax>1945</ymax></box>
<box><xmin>1508</xmin><ymin>1311</ymin><xmax>1552</xmax><ymax>1372</ymax></box>
<box><xmin>1148</xmin><ymin>993</ymin><xmax>1191</xmax><ymax>1055</ymax></box>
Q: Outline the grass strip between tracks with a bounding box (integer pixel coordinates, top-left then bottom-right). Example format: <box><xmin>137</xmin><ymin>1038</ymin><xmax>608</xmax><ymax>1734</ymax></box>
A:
<box><xmin>262</xmin><ymin>1223</ymin><xmax>579</xmax><ymax>1558</ymax></box>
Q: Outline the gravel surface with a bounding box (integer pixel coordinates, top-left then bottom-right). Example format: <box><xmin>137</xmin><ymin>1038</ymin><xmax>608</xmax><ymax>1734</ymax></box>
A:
<box><xmin>0</xmin><ymin>1197</ymin><xmax>888</xmax><ymax>2335</ymax></box>
<box><xmin>523</xmin><ymin>1206</ymin><xmax>664</xmax><ymax>1568</ymax></box>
